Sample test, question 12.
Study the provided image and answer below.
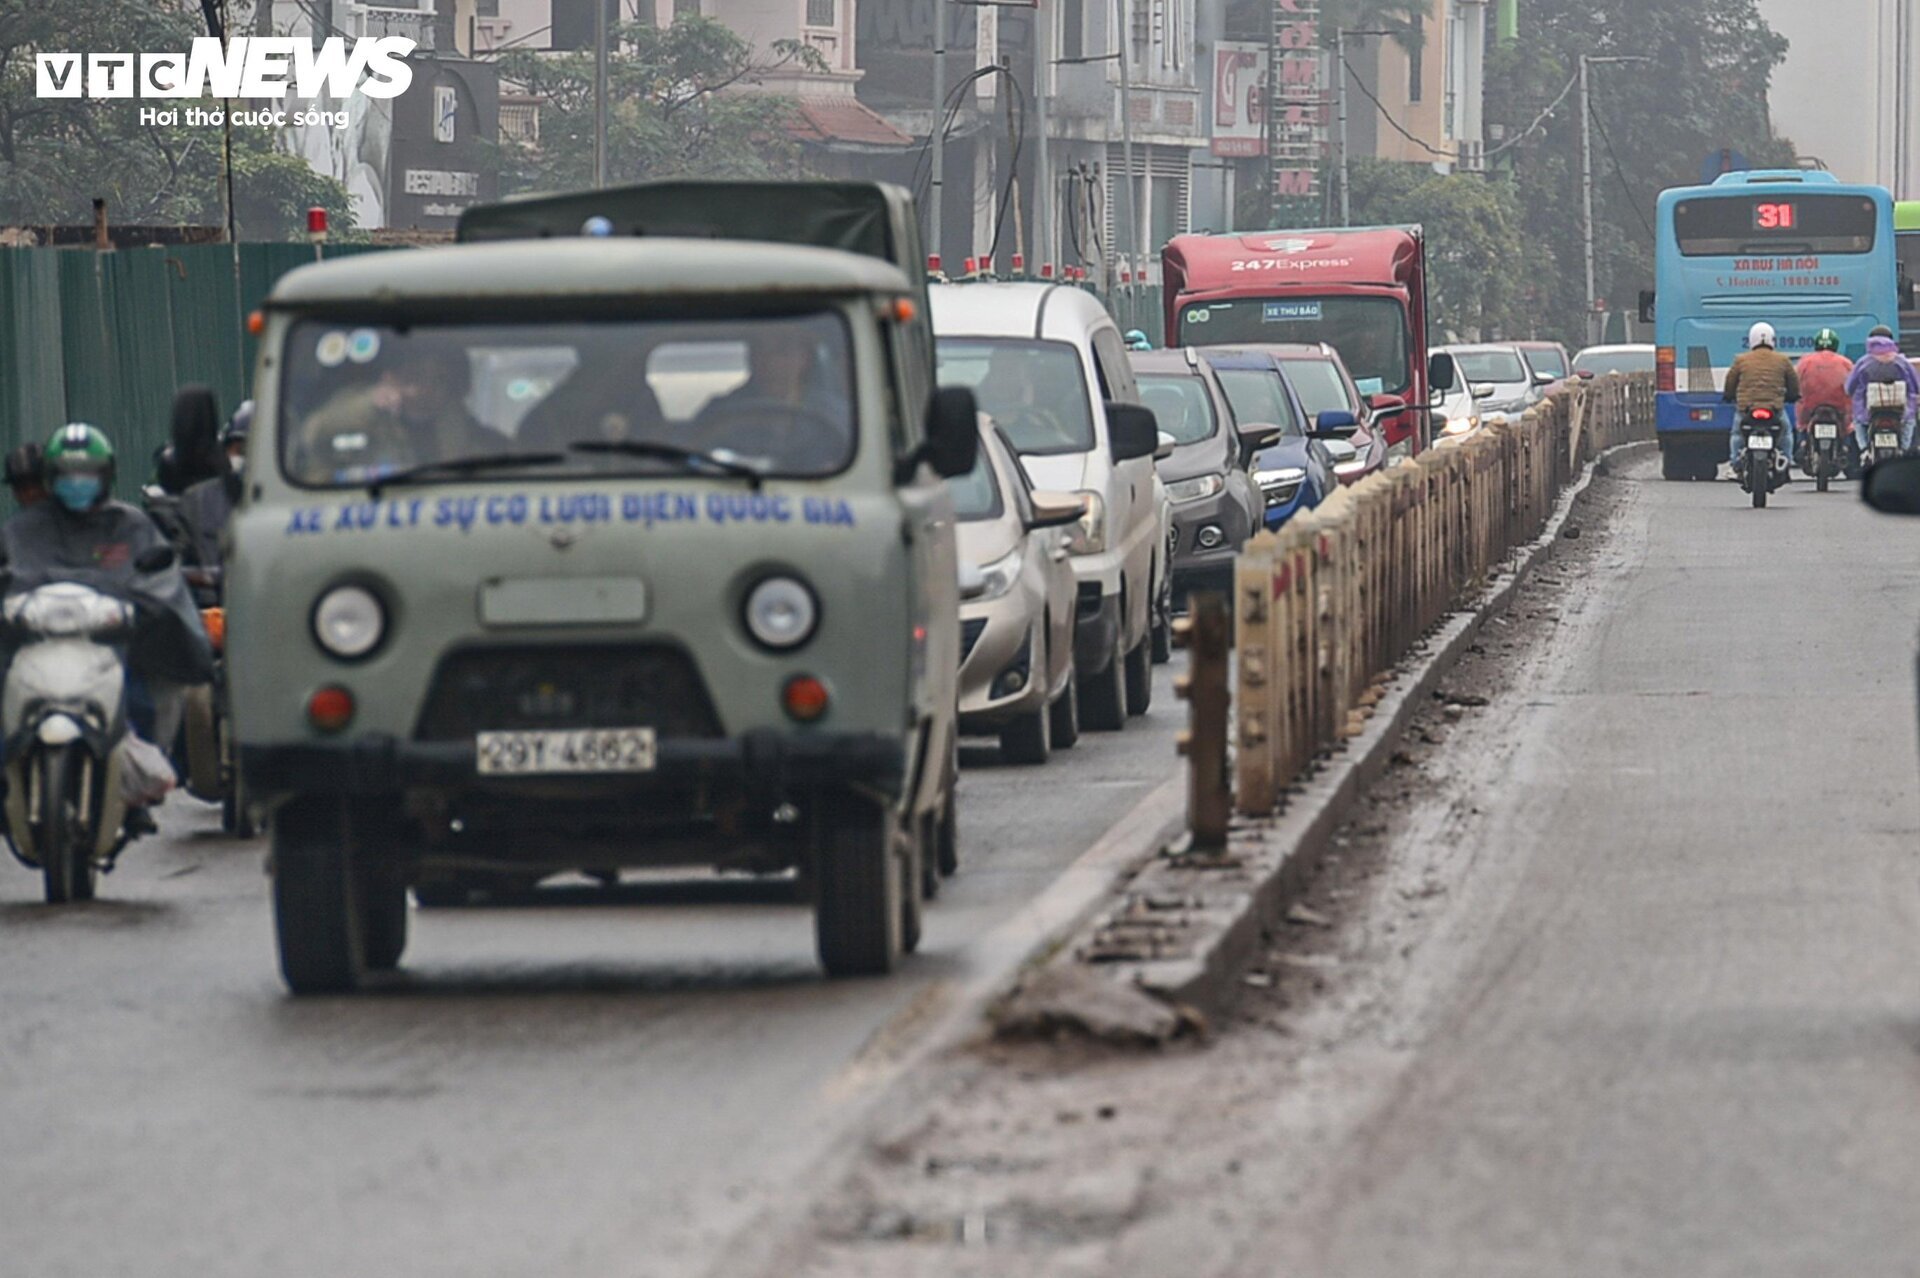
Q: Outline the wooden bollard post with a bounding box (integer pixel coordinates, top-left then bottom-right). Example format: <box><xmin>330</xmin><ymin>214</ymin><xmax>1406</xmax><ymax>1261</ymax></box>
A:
<box><xmin>1174</xmin><ymin>592</ymin><xmax>1232</xmax><ymax>851</ymax></box>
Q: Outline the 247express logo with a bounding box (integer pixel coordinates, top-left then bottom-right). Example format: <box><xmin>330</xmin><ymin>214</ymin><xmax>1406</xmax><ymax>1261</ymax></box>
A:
<box><xmin>36</xmin><ymin>37</ymin><xmax>415</xmax><ymax>131</ymax></box>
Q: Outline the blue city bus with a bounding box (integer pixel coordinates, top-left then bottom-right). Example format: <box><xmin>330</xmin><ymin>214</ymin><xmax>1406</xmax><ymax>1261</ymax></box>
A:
<box><xmin>1652</xmin><ymin>170</ymin><xmax>1895</xmax><ymax>480</ymax></box>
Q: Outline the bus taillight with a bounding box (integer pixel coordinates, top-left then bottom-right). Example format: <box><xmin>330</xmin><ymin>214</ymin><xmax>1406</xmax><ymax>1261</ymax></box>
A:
<box><xmin>1656</xmin><ymin>346</ymin><xmax>1676</xmax><ymax>392</ymax></box>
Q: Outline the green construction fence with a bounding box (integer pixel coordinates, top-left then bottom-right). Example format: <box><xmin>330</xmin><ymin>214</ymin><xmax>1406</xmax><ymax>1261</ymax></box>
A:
<box><xmin>0</xmin><ymin>242</ymin><xmax>400</xmax><ymax>498</ymax></box>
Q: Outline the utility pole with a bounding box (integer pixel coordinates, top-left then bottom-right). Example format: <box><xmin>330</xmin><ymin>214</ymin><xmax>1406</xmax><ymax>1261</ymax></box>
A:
<box><xmin>593</xmin><ymin>0</ymin><xmax>610</xmax><ymax>187</ymax></box>
<box><xmin>1335</xmin><ymin>30</ymin><xmax>1391</xmax><ymax>228</ymax></box>
<box><xmin>931</xmin><ymin>3</ymin><xmax>946</xmax><ymax>264</ymax></box>
<box><xmin>1116</xmin><ymin>0</ymin><xmax>1138</xmax><ymax>321</ymax></box>
<box><xmin>1033</xmin><ymin>6</ymin><xmax>1051</xmax><ymax>271</ymax></box>
<box><xmin>1580</xmin><ymin>55</ymin><xmax>1651</xmax><ymax>346</ymax></box>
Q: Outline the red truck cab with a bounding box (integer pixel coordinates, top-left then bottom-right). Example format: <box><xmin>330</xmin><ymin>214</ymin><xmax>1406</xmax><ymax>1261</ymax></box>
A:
<box><xmin>1162</xmin><ymin>226</ymin><xmax>1453</xmax><ymax>460</ymax></box>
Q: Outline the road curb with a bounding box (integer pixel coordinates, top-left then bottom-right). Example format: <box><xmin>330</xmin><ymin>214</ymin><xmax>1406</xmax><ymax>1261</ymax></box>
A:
<box><xmin>1028</xmin><ymin>439</ymin><xmax>1655</xmax><ymax>1018</ymax></box>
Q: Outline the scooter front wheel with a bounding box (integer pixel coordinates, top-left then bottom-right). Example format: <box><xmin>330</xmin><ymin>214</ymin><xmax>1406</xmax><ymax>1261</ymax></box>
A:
<box><xmin>38</xmin><ymin>745</ymin><xmax>95</xmax><ymax>904</ymax></box>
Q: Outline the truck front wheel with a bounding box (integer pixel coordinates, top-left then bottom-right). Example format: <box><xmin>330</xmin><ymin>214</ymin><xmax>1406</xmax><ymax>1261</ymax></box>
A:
<box><xmin>813</xmin><ymin>794</ymin><xmax>904</xmax><ymax>978</ymax></box>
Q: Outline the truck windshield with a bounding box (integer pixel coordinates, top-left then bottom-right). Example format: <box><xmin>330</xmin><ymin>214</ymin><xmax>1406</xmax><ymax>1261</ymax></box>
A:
<box><xmin>1178</xmin><ymin>296</ymin><xmax>1410</xmax><ymax>395</ymax></box>
<box><xmin>279</xmin><ymin>312</ymin><xmax>856</xmax><ymax>487</ymax></box>
<box><xmin>936</xmin><ymin>339</ymin><xmax>1096</xmax><ymax>456</ymax></box>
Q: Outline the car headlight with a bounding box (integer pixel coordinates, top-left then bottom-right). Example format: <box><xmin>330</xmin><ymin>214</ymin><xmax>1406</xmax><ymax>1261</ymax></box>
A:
<box><xmin>1165</xmin><ymin>473</ymin><xmax>1225</xmax><ymax>504</ymax></box>
<box><xmin>312</xmin><ymin>584</ymin><xmax>385</xmax><ymax>659</ymax></box>
<box><xmin>1064</xmin><ymin>490</ymin><xmax>1106</xmax><ymax>555</ymax></box>
<box><xmin>1255</xmin><ymin>466</ymin><xmax>1307</xmax><ymax>506</ymax></box>
<box><xmin>743</xmin><ymin>575</ymin><xmax>819</xmax><ymax>650</ymax></box>
<box><xmin>1443</xmin><ymin>414</ymin><xmax>1479</xmax><ymax>435</ymax></box>
<box><xmin>974</xmin><ymin>546</ymin><xmax>1024</xmax><ymax>601</ymax></box>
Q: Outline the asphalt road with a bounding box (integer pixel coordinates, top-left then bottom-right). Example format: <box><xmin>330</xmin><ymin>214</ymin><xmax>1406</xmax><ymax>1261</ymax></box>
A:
<box><xmin>1257</xmin><ymin>453</ymin><xmax>1920</xmax><ymax>1276</ymax></box>
<box><xmin>0</xmin><ymin>664</ymin><xmax>1183</xmax><ymax>1278</ymax></box>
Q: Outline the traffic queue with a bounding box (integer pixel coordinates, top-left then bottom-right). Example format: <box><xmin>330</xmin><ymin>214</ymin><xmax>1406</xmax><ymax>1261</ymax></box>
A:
<box><xmin>0</xmin><ymin>178</ymin><xmax>1630</xmax><ymax>995</ymax></box>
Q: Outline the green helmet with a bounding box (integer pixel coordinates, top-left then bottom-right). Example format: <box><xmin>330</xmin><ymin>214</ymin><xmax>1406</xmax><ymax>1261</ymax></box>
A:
<box><xmin>1814</xmin><ymin>328</ymin><xmax>1841</xmax><ymax>352</ymax></box>
<box><xmin>45</xmin><ymin>422</ymin><xmax>114</xmax><ymax>473</ymax></box>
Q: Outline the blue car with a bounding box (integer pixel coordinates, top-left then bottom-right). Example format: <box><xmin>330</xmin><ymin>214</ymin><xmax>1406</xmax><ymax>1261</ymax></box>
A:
<box><xmin>1196</xmin><ymin>347</ymin><xmax>1339</xmax><ymax>531</ymax></box>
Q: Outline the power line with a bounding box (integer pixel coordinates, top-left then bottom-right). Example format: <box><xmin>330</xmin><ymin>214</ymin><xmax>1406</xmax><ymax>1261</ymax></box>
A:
<box><xmin>1587</xmin><ymin>99</ymin><xmax>1656</xmax><ymax>239</ymax></box>
<box><xmin>1339</xmin><ymin>55</ymin><xmax>1451</xmax><ymax>159</ymax></box>
<box><xmin>1484</xmin><ymin>68</ymin><xmax>1580</xmax><ymax>159</ymax></box>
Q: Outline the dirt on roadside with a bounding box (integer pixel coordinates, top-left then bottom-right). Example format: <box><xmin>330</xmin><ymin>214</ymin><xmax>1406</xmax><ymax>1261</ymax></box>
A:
<box><xmin>775</xmin><ymin>467</ymin><xmax>1642</xmax><ymax>1278</ymax></box>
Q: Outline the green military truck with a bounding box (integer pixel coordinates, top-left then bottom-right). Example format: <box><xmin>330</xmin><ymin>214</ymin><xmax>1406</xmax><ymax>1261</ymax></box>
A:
<box><xmin>228</xmin><ymin>182</ymin><xmax>978</xmax><ymax>992</ymax></box>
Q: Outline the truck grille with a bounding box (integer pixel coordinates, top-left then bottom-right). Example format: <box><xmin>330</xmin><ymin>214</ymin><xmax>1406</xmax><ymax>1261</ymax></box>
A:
<box><xmin>415</xmin><ymin>645</ymin><xmax>724</xmax><ymax>741</ymax></box>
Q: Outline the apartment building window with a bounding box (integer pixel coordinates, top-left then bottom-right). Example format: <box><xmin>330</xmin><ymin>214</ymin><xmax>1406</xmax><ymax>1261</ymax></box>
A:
<box><xmin>1130</xmin><ymin>0</ymin><xmax>1148</xmax><ymax>63</ymax></box>
<box><xmin>1060</xmin><ymin>0</ymin><xmax>1084</xmax><ymax>62</ymax></box>
<box><xmin>806</xmin><ymin>0</ymin><xmax>836</xmax><ymax>26</ymax></box>
<box><xmin>1408</xmin><ymin>42</ymin><xmax>1423</xmax><ymax>102</ymax></box>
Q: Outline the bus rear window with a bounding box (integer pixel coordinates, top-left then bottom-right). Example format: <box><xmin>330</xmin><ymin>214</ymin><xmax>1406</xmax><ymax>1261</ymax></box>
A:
<box><xmin>1673</xmin><ymin>195</ymin><xmax>1879</xmax><ymax>256</ymax></box>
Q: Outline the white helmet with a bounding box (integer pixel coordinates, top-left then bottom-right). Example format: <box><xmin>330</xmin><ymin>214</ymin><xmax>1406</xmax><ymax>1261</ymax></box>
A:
<box><xmin>1748</xmin><ymin>322</ymin><xmax>1777</xmax><ymax>349</ymax></box>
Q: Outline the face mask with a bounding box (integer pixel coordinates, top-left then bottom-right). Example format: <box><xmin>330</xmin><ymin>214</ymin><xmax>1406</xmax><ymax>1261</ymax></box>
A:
<box><xmin>51</xmin><ymin>474</ymin><xmax>102</xmax><ymax>512</ymax></box>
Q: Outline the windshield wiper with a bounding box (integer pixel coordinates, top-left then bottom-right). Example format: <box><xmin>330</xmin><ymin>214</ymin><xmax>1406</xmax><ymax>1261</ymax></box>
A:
<box><xmin>367</xmin><ymin>451</ymin><xmax>567</xmax><ymax>497</ymax></box>
<box><xmin>568</xmin><ymin>440</ymin><xmax>770</xmax><ymax>485</ymax></box>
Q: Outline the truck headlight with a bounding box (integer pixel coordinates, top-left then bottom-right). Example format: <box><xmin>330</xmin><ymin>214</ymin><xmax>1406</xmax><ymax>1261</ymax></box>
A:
<box><xmin>312</xmin><ymin>585</ymin><xmax>385</xmax><ymax>660</ymax></box>
<box><xmin>1165</xmin><ymin>473</ymin><xmax>1225</xmax><ymax>504</ymax></box>
<box><xmin>1065</xmin><ymin>491</ymin><xmax>1107</xmax><ymax>555</ymax></box>
<box><xmin>744</xmin><ymin>575</ymin><xmax>819</xmax><ymax>650</ymax></box>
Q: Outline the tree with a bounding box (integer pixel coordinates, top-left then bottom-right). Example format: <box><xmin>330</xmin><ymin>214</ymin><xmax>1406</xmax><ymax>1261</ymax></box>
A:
<box><xmin>1320</xmin><ymin>0</ymin><xmax>1430</xmax><ymax>55</ymax></box>
<box><xmin>1483</xmin><ymin>0</ymin><xmax>1793</xmax><ymax>341</ymax></box>
<box><xmin>1346</xmin><ymin>158</ymin><xmax>1526</xmax><ymax>338</ymax></box>
<box><xmin>492</xmin><ymin>17</ymin><xmax>826</xmax><ymax>195</ymax></box>
<box><xmin>0</xmin><ymin>0</ymin><xmax>356</xmax><ymax>237</ymax></box>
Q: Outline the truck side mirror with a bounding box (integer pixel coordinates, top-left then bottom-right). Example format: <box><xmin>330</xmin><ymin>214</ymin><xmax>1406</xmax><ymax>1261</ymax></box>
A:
<box><xmin>1638</xmin><ymin>290</ymin><xmax>1657</xmax><ymax>324</ymax></box>
<box><xmin>1106</xmin><ymin>402</ymin><xmax>1160</xmax><ymax>462</ymax></box>
<box><xmin>921</xmin><ymin>387</ymin><xmax>980</xmax><ymax>479</ymax></box>
<box><xmin>1428</xmin><ymin>352</ymin><xmax>1457</xmax><ymax>394</ymax></box>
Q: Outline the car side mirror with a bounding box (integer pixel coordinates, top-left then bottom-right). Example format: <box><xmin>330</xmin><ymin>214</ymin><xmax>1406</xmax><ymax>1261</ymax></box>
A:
<box><xmin>135</xmin><ymin>544</ymin><xmax>177</xmax><ymax>574</ymax></box>
<box><xmin>1106</xmin><ymin>402</ymin><xmax>1160</xmax><ymax>462</ymax></box>
<box><xmin>1473</xmin><ymin>384</ymin><xmax>1497</xmax><ymax>400</ymax></box>
<box><xmin>921</xmin><ymin>387</ymin><xmax>980</xmax><ymax>479</ymax></box>
<box><xmin>1533</xmin><ymin>371</ymin><xmax>1557</xmax><ymax>386</ymax></box>
<box><xmin>1028</xmin><ymin>490</ymin><xmax>1086</xmax><ymax>530</ymax></box>
<box><xmin>1638</xmin><ymin>289</ymin><xmax>1657</xmax><ymax>324</ymax></box>
<box><xmin>1237</xmin><ymin>422</ymin><xmax>1284</xmax><ymax>453</ymax></box>
<box><xmin>1576</xmin><ymin>369</ymin><xmax>1596</xmax><ymax>381</ymax></box>
<box><xmin>1428</xmin><ymin>352</ymin><xmax>1457</xmax><ymax>394</ymax></box>
<box><xmin>1862</xmin><ymin>456</ymin><xmax>1920</xmax><ymax>514</ymax></box>
<box><xmin>1154</xmin><ymin>430</ymin><xmax>1177</xmax><ymax>462</ymax></box>
<box><xmin>1369</xmin><ymin>393</ymin><xmax>1408</xmax><ymax>416</ymax></box>
<box><xmin>1314</xmin><ymin>410</ymin><xmax>1359</xmax><ymax>436</ymax></box>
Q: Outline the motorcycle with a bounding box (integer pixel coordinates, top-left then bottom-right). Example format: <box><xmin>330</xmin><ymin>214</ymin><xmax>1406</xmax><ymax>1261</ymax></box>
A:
<box><xmin>1738</xmin><ymin>406</ymin><xmax>1786</xmax><ymax>508</ymax></box>
<box><xmin>1801</xmin><ymin>404</ymin><xmax>1852</xmax><ymax>493</ymax></box>
<box><xmin>0</xmin><ymin>580</ymin><xmax>164</xmax><ymax>901</ymax></box>
<box><xmin>176</xmin><ymin>566</ymin><xmax>251</xmax><ymax>837</ymax></box>
<box><xmin>1865</xmin><ymin>381</ymin><xmax>1908</xmax><ymax>467</ymax></box>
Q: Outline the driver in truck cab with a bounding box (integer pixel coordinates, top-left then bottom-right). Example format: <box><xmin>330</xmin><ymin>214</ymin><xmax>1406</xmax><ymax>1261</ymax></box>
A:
<box><xmin>1721</xmin><ymin>322</ymin><xmax>1798</xmax><ymax>472</ymax></box>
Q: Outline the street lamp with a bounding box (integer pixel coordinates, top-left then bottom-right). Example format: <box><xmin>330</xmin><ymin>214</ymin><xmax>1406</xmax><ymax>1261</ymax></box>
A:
<box><xmin>1581</xmin><ymin>54</ymin><xmax>1651</xmax><ymax>343</ymax></box>
<box><xmin>1336</xmin><ymin>29</ymin><xmax>1394</xmax><ymax>227</ymax></box>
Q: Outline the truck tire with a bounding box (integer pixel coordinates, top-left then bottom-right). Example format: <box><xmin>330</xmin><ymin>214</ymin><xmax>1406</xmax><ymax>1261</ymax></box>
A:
<box><xmin>272</xmin><ymin>796</ymin><xmax>367</xmax><ymax>994</ymax></box>
<box><xmin>1124</xmin><ymin>636</ymin><xmax>1153</xmax><ymax>716</ymax></box>
<box><xmin>935</xmin><ymin>791</ymin><xmax>959</xmax><ymax>878</ymax></box>
<box><xmin>900</xmin><ymin>829</ymin><xmax>924</xmax><ymax>955</ymax></box>
<box><xmin>1049</xmin><ymin>661</ymin><xmax>1080</xmax><ymax>749</ymax></box>
<box><xmin>1080</xmin><ymin>635</ymin><xmax>1127</xmax><ymax>732</ymax></box>
<box><xmin>813</xmin><ymin>794</ymin><xmax>903</xmax><ymax>977</ymax></box>
<box><xmin>360</xmin><ymin>862</ymin><xmax>409</xmax><ymax>972</ymax></box>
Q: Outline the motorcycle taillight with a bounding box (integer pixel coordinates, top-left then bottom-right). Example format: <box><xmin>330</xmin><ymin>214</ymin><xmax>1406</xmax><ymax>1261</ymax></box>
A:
<box><xmin>1751</xmin><ymin>408</ymin><xmax>1773</xmax><ymax>421</ymax></box>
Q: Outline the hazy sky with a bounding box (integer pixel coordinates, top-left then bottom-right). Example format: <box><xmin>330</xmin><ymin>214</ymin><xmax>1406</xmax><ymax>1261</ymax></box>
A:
<box><xmin>1759</xmin><ymin>0</ymin><xmax>1899</xmax><ymax>188</ymax></box>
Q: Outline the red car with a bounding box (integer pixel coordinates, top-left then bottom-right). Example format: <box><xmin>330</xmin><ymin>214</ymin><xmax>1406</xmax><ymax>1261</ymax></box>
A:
<box><xmin>1262</xmin><ymin>342</ymin><xmax>1389</xmax><ymax>484</ymax></box>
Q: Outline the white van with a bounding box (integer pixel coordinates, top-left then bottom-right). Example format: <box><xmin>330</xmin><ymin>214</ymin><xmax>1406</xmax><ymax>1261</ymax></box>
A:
<box><xmin>931</xmin><ymin>283</ymin><xmax>1172</xmax><ymax>730</ymax></box>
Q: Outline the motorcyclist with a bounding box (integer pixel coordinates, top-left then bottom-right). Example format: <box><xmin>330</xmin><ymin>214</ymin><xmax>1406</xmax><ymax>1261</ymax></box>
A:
<box><xmin>1722</xmin><ymin>322</ymin><xmax>1799</xmax><ymax>477</ymax></box>
<box><xmin>0</xmin><ymin>425</ymin><xmax>214</xmax><ymax>805</ymax></box>
<box><xmin>4</xmin><ymin>442</ymin><xmax>45</xmax><ymax>509</ymax></box>
<box><xmin>1795</xmin><ymin>328</ymin><xmax>1855</xmax><ymax>468</ymax></box>
<box><xmin>176</xmin><ymin>401</ymin><xmax>250</xmax><ymax>574</ymax></box>
<box><xmin>1845</xmin><ymin>326</ymin><xmax>1920</xmax><ymax>456</ymax></box>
